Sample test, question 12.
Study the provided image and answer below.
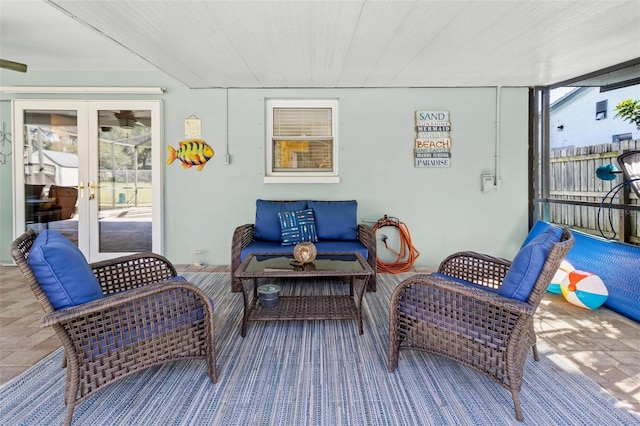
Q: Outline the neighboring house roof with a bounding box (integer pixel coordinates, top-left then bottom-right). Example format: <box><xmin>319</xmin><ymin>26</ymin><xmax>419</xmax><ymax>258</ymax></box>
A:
<box><xmin>550</xmin><ymin>87</ymin><xmax>591</xmax><ymax>111</ymax></box>
<box><xmin>30</xmin><ymin>150</ymin><xmax>78</xmax><ymax>168</ymax></box>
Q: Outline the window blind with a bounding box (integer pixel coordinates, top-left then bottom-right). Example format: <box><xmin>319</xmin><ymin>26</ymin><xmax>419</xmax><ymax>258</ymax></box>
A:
<box><xmin>273</xmin><ymin>108</ymin><xmax>332</xmax><ymax>137</ymax></box>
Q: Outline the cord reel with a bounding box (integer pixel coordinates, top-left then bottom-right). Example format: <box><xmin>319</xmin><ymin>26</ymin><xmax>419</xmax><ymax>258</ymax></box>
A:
<box><xmin>373</xmin><ymin>215</ymin><xmax>420</xmax><ymax>273</ymax></box>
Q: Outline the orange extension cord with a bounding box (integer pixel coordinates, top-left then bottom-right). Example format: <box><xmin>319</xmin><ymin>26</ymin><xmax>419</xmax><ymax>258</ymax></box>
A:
<box><xmin>373</xmin><ymin>215</ymin><xmax>420</xmax><ymax>274</ymax></box>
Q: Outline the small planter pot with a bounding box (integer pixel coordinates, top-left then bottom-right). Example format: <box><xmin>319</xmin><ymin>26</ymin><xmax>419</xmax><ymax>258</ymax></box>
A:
<box><xmin>257</xmin><ymin>285</ymin><xmax>281</xmax><ymax>308</ymax></box>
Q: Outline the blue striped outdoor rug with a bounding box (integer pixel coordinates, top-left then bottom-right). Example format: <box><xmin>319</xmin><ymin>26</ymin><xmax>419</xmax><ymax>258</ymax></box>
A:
<box><xmin>1</xmin><ymin>272</ymin><xmax>638</xmax><ymax>425</ymax></box>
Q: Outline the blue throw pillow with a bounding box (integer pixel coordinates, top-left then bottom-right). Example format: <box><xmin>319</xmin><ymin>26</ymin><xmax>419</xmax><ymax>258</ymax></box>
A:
<box><xmin>498</xmin><ymin>228</ymin><xmax>561</xmax><ymax>302</ymax></box>
<box><xmin>28</xmin><ymin>230</ymin><xmax>103</xmax><ymax>310</ymax></box>
<box><xmin>307</xmin><ymin>200</ymin><xmax>358</xmax><ymax>241</ymax></box>
<box><xmin>254</xmin><ymin>200</ymin><xmax>308</xmax><ymax>242</ymax></box>
<box><xmin>277</xmin><ymin>208</ymin><xmax>318</xmax><ymax>245</ymax></box>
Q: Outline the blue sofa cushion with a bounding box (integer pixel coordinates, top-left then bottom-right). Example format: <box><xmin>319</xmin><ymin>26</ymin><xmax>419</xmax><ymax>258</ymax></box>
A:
<box><xmin>27</xmin><ymin>230</ymin><xmax>103</xmax><ymax>310</ymax></box>
<box><xmin>277</xmin><ymin>208</ymin><xmax>318</xmax><ymax>245</ymax></box>
<box><xmin>308</xmin><ymin>200</ymin><xmax>358</xmax><ymax>241</ymax></box>
<box><xmin>313</xmin><ymin>240</ymin><xmax>368</xmax><ymax>259</ymax></box>
<box><xmin>241</xmin><ymin>241</ymin><xmax>295</xmax><ymax>260</ymax></box>
<box><xmin>254</xmin><ymin>200</ymin><xmax>307</xmax><ymax>242</ymax></box>
<box><xmin>240</xmin><ymin>240</ymin><xmax>368</xmax><ymax>261</ymax></box>
<box><xmin>498</xmin><ymin>228</ymin><xmax>560</xmax><ymax>302</ymax></box>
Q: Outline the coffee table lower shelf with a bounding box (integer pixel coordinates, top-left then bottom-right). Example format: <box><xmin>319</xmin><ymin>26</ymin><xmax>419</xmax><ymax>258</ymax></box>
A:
<box><xmin>249</xmin><ymin>295</ymin><xmax>357</xmax><ymax>321</ymax></box>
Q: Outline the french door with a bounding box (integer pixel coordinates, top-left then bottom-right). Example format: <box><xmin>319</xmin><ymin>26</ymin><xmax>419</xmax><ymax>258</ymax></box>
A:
<box><xmin>13</xmin><ymin>100</ymin><xmax>163</xmax><ymax>262</ymax></box>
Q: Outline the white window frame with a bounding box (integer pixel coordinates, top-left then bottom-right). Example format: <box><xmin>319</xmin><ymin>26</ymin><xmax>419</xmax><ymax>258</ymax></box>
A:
<box><xmin>265</xmin><ymin>99</ymin><xmax>339</xmax><ymax>184</ymax></box>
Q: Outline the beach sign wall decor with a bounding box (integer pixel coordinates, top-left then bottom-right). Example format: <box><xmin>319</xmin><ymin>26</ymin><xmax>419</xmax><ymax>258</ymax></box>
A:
<box><xmin>415</xmin><ymin>110</ymin><xmax>451</xmax><ymax>168</ymax></box>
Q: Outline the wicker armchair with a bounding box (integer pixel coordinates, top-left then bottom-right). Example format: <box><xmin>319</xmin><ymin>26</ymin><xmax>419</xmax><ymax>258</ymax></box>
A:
<box><xmin>388</xmin><ymin>228</ymin><xmax>574</xmax><ymax>422</ymax></box>
<box><xmin>10</xmin><ymin>229</ymin><xmax>217</xmax><ymax>426</ymax></box>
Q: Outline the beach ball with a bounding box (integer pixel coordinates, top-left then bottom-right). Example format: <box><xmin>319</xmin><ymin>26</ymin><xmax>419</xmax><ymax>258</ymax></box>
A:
<box><xmin>560</xmin><ymin>270</ymin><xmax>608</xmax><ymax>310</ymax></box>
<box><xmin>549</xmin><ymin>260</ymin><xmax>575</xmax><ymax>294</ymax></box>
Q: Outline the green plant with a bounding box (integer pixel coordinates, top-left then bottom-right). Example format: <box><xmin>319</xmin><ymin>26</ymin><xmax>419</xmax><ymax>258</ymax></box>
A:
<box><xmin>614</xmin><ymin>98</ymin><xmax>640</xmax><ymax>130</ymax></box>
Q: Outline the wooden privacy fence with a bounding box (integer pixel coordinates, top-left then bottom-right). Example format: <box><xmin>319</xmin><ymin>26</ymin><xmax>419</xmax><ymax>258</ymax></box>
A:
<box><xmin>547</xmin><ymin>139</ymin><xmax>639</xmax><ymax>245</ymax></box>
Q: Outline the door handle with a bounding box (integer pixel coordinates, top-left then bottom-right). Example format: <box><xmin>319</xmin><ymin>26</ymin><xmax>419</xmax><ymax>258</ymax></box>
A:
<box><xmin>79</xmin><ymin>180</ymin><xmax>85</xmax><ymax>199</ymax></box>
<box><xmin>89</xmin><ymin>181</ymin><xmax>96</xmax><ymax>200</ymax></box>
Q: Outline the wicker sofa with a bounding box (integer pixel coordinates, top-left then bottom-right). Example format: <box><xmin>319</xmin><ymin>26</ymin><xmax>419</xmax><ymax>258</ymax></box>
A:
<box><xmin>231</xmin><ymin>199</ymin><xmax>376</xmax><ymax>292</ymax></box>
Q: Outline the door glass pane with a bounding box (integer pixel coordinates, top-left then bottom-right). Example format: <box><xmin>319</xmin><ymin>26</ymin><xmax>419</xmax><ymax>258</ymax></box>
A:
<box><xmin>97</xmin><ymin>110</ymin><xmax>152</xmax><ymax>252</ymax></box>
<box><xmin>23</xmin><ymin>110</ymin><xmax>79</xmax><ymax>245</ymax></box>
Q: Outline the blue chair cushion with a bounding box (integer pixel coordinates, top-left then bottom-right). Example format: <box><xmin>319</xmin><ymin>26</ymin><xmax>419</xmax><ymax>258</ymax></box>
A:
<box><xmin>27</xmin><ymin>230</ymin><xmax>103</xmax><ymax>310</ymax></box>
<box><xmin>520</xmin><ymin>221</ymin><xmax>563</xmax><ymax>247</ymax></box>
<box><xmin>307</xmin><ymin>200</ymin><xmax>358</xmax><ymax>241</ymax></box>
<box><xmin>254</xmin><ymin>200</ymin><xmax>308</xmax><ymax>242</ymax></box>
<box><xmin>399</xmin><ymin>284</ymin><xmax>502</xmax><ymax>343</ymax></box>
<box><xmin>498</xmin><ymin>228</ymin><xmax>561</xmax><ymax>302</ymax></box>
<box><xmin>277</xmin><ymin>208</ymin><xmax>318</xmax><ymax>245</ymax></box>
<box><xmin>431</xmin><ymin>272</ymin><xmax>500</xmax><ymax>293</ymax></box>
<box><xmin>86</xmin><ymin>284</ymin><xmax>209</xmax><ymax>360</ymax></box>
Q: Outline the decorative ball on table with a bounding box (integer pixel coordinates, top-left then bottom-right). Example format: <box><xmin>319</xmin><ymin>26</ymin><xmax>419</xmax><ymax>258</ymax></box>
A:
<box><xmin>560</xmin><ymin>270</ymin><xmax>609</xmax><ymax>310</ymax></box>
<box><xmin>549</xmin><ymin>260</ymin><xmax>575</xmax><ymax>294</ymax></box>
<box><xmin>292</xmin><ymin>241</ymin><xmax>317</xmax><ymax>265</ymax></box>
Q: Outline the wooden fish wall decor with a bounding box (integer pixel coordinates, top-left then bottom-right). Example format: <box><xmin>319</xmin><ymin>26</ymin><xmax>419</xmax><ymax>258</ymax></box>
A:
<box><xmin>167</xmin><ymin>139</ymin><xmax>214</xmax><ymax>171</ymax></box>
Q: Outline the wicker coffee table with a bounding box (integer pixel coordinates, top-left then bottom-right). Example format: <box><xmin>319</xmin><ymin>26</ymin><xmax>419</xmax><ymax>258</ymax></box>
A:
<box><xmin>234</xmin><ymin>252</ymin><xmax>374</xmax><ymax>336</ymax></box>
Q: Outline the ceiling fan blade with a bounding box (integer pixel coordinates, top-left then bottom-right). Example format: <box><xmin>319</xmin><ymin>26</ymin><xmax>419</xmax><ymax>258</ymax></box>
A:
<box><xmin>114</xmin><ymin>110</ymin><xmax>151</xmax><ymax>128</ymax></box>
<box><xmin>136</xmin><ymin>118</ymin><xmax>151</xmax><ymax>127</ymax></box>
<box><xmin>0</xmin><ymin>59</ymin><xmax>28</xmax><ymax>73</ymax></box>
